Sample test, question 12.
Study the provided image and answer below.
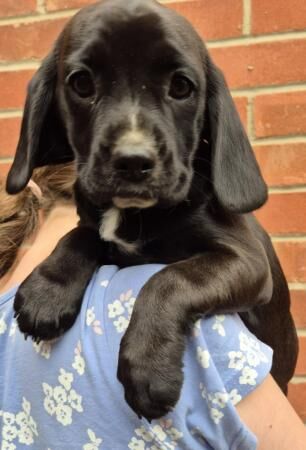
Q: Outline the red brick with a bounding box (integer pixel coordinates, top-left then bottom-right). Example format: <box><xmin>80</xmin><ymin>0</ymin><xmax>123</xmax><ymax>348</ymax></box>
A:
<box><xmin>291</xmin><ymin>290</ymin><xmax>306</xmax><ymax>329</ymax></box>
<box><xmin>0</xmin><ymin>0</ymin><xmax>36</xmax><ymax>17</ymax></box>
<box><xmin>254</xmin><ymin>92</ymin><xmax>306</xmax><ymax>139</ymax></box>
<box><xmin>252</xmin><ymin>0</ymin><xmax>306</xmax><ymax>35</ymax></box>
<box><xmin>233</xmin><ymin>97</ymin><xmax>248</xmax><ymax>130</ymax></box>
<box><xmin>295</xmin><ymin>337</ymin><xmax>306</xmax><ymax>376</ymax></box>
<box><xmin>0</xmin><ymin>70</ymin><xmax>34</xmax><ymax>110</ymax></box>
<box><xmin>211</xmin><ymin>40</ymin><xmax>306</xmax><ymax>89</ymax></box>
<box><xmin>255</xmin><ymin>144</ymin><xmax>306</xmax><ymax>187</ymax></box>
<box><xmin>0</xmin><ymin>19</ymin><xmax>68</xmax><ymax>62</ymax></box>
<box><xmin>46</xmin><ymin>0</ymin><xmax>90</xmax><ymax>11</ymax></box>
<box><xmin>255</xmin><ymin>193</ymin><xmax>306</xmax><ymax>234</ymax></box>
<box><xmin>0</xmin><ymin>162</ymin><xmax>11</xmax><ymax>179</ymax></box>
<box><xmin>288</xmin><ymin>382</ymin><xmax>306</xmax><ymax>421</ymax></box>
<box><xmin>167</xmin><ymin>0</ymin><xmax>243</xmax><ymax>41</ymax></box>
<box><xmin>0</xmin><ymin>118</ymin><xmax>21</xmax><ymax>158</ymax></box>
<box><xmin>274</xmin><ymin>242</ymin><xmax>306</xmax><ymax>283</ymax></box>
<box><xmin>46</xmin><ymin>0</ymin><xmax>243</xmax><ymax>40</ymax></box>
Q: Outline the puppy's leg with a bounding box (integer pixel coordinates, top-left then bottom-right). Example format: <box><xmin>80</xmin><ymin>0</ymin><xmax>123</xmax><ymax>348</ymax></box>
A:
<box><xmin>14</xmin><ymin>226</ymin><xmax>104</xmax><ymax>341</ymax></box>
<box><xmin>118</xmin><ymin>240</ymin><xmax>272</xmax><ymax>420</ymax></box>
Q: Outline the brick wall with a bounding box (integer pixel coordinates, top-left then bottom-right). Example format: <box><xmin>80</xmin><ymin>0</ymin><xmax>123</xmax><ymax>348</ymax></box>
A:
<box><xmin>0</xmin><ymin>0</ymin><xmax>305</xmax><ymax>421</ymax></box>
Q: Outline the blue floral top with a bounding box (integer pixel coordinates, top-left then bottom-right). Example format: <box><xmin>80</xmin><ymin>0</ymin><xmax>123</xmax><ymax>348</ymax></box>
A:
<box><xmin>0</xmin><ymin>264</ymin><xmax>272</xmax><ymax>449</ymax></box>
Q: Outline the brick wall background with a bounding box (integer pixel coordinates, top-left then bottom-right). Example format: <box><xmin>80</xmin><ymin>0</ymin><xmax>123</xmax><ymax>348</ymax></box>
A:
<box><xmin>0</xmin><ymin>0</ymin><xmax>305</xmax><ymax>421</ymax></box>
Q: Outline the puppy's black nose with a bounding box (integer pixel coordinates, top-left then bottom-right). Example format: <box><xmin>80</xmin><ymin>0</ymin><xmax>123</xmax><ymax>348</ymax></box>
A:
<box><xmin>114</xmin><ymin>155</ymin><xmax>155</xmax><ymax>182</ymax></box>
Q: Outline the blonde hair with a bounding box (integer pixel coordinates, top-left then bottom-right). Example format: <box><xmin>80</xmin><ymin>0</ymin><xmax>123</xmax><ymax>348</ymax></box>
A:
<box><xmin>0</xmin><ymin>163</ymin><xmax>76</xmax><ymax>278</ymax></box>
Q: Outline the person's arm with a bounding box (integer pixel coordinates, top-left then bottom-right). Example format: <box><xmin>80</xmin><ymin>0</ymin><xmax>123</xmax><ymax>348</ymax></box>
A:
<box><xmin>236</xmin><ymin>374</ymin><xmax>306</xmax><ymax>450</ymax></box>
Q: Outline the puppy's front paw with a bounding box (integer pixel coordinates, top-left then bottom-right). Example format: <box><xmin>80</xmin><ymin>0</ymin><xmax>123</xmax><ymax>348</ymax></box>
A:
<box><xmin>14</xmin><ymin>266</ymin><xmax>82</xmax><ymax>341</ymax></box>
<box><xmin>117</xmin><ymin>315</ymin><xmax>185</xmax><ymax>421</ymax></box>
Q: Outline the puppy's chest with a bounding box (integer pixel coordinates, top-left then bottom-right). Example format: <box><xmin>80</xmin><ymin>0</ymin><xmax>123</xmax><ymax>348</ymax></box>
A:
<box><xmin>99</xmin><ymin>207</ymin><xmax>202</xmax><ymax>262</ymax></box>
<box><xmin>99</xmin><ymin>207</ymin><xmax>139</xmax><ymax>255</ymax></box>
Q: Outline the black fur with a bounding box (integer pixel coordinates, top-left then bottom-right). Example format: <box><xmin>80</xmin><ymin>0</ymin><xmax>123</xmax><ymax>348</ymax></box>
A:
<box><xmin>7</xmin><ymin>0</ymin><xmax>298</xmax><ymax>420</ymax></box>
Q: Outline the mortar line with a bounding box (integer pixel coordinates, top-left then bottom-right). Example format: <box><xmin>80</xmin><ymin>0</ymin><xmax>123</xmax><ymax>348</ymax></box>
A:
<box><xmin>289</xmin><ymin>283</ymin><xmax>306</xmax><ymax>290</ymax></box>
<box><xmin>269</xmin><ymin>186</ymin><xmax>306</xmax><ymax>193</ymax></box>
<box><xmin>37</xmin><ymin>0</ymin><xmax>46</xmax><ymax>14</ymax></box>
<box><xmin>207</xmin><ymin>29</ymin><xmax>306</xmax><ymax>47</ymax></box>
<box><xmin>243</xmin><ymin>0</ymin><xmax>251</xmax><ymax>36</ymax></box>
<box><xmin>272</xmin><ymin>236</ymin><xmax>306</xmax><ymax>243</ymax></box>
<box><xmin>231</xmin><ymin>83</ymin><xmax>306</xmax><ymax>97</ymax></box>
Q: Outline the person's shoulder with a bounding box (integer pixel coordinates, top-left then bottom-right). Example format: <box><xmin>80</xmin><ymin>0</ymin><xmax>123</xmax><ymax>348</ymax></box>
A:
<box><xmin>191</xmin><ymin>313</ymin><xmax>273</xmax><ymax>399</ymax></box>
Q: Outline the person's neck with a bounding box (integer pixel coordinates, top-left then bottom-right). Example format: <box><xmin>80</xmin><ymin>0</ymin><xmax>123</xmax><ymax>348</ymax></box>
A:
<box><xmin>0</xmin><ymin>204</ymin><xmax>78</xmax><ymax>294</ymax></box>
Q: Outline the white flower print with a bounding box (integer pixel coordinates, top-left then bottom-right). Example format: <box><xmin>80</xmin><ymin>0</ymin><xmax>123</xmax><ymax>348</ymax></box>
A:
<box><xmin>239</xmin><ymin>332</ymin><xmax>268</xmax><ymax>367</ymax></box>
<box><xmin>68</xmin><ymin>389</ymin><xmax>83</xmax><ymax>412</ymax></box>
<box><xmin>43</xmin><ymin>369</ymin><xmax>82</xmax><ymax>425</ymax></box>
<box><xmin>128</xmin><ymin>437</ymin><xmax>145</xmax><ymax>450</ymax></box>
<box><xmin>83</xmin><ymin>428</ymin><xmax>103</xmax><ymax>450</ymax></box>
<box><xmin>53</xmin><ymin>386</ymin><xmax>67</xmax><ymax>404</ymax></box>
<box><xmin>15</xmin><ymin>412</ymin><xmax>27</xmax><ymax>428</ymax></box>
<box><xmin>100</xmin><ymin>279</ymin><xmax>109</xmax><ymax>288</ymax></box>
<box><xmin>197</xmin><ymin>346</ymin><xmax>210</xmax><ymax>368</ymax></box>
<box><xmin>72</xmin><ymin>353</ymin><xmax>85</xmax><ymax>375</ymax></box>
<box><xmin>126</xmin><ymin>296</ymin><xmax>136</xmax><ymax>315</ymax></box>
<box><xmin>167</xmin><ymin>427</ymin><xmax>183</xmax><ymax>441</ymax></box>
<box><xmin>200</xmin><ymin>385</ymin><xmax>228</xmax><ymax>426</ymax></box>
<box><xmin>2</xmin><ymin>412</ymin><xmax>15</xmax><ymax>426</ymax></box>
<box><xmin>210</xmin><ymin>408</ymin><xmax>224</xmax><ymax>424</ymax></box>
<box><xmin>212</xmin><ymin>315</ymin><xmax>226</xmax><ymax>337</ymax></box>
<box><xmin>1</xmin><ymin>441</ymin><xmax>16</xmax><ymax>450</ymax></box>
<box><xmin>86</xmin><ymin>308</ymin><xmax>96</xmax><ymax>326</ymax></box>
<box><xmin>129</xmin><ymin>419</ymin><xmax>183</xmax><ymax>449</ymax></box>
<box><xmin>228</xmin><ymin>351</ymin><xmax>246</xmax><ymax>371</ymax></box>
<box><xmin>86</xmin><ymin>308</ymin><xmax>103</xmax><ymax>335</ymax></box>
<box><xmin>43</xmin><ymin>396</ymin><xmax>56</xmax><ymax>416</ymax></box>
<box><xmin>18</xmin><ymin>426</ymin><xmax>34</xmax><ymax>445</ymax></box>
<box><xmin>120</xmin><ymin>289</ymin><xmax>133</xmax><ymax>303</ymax></box>
<box><xmin>33</xmin><ymin>340</ymin><xmax>52</xmax><ymax>359</ymax></box>
<box><xmin>0</xmin><ymin>314</ymin><xmax>7</xmax><ymax>334</ymax></box>
<box><xmin>151</xmin><ymin>425</ymin><xmax>167</xmax><ymax>441</ymax></box>
<box><xmin>108</xmin><ymin>300</ymin><xmax>125</xmax><ymax>318</ymax></box>
<box><xmin>135</xmin><ymin>426</ymin><xmax>154</xmax><ymax>442</ymax></box>
<box><xmin>108</xmin><ymin>289</ymin><xmax>137</xmax><ymax>333</ymax></box>
<box><xmin>228</xmin><ymin>389</ymin><xmax>242</xmax><ymax>406</ymax></box>
<box><xmin>55</xmin><ymin>404</ymin><xmax>72</xmax><ymax>426</ymax></box>
<box><xmin>2</xmin><ymin>424</ymin><xmax>18</xmax><ymax>442</ymax></box>
<box><xmin>210</xmin><ymin>392</ymin><xmax>229</xmax><ymax>409</ymax></box>
<box><xmin>22</xmin><ymin>398</ymin><xmax>31</xmax><ymax>416</ymax></box>
<box><xmin>239</xmin><ymin>366</ymin><xmax>258</xmax><ymax>386</ymax></box>
<box><xmin>72</xmin><ymin>341</ymin><xmax>86</xmax><ymax>375</ymax></box>
<box><xmin>114</xmin><ymin>315</ymin><xmax>129</xmax><ymax>333</ymax></box>
<box><xmin>0</xmin><ymin>398</ymin><xmax>38</xmax><ymax>448</ymax></box>
<box><xmin>58</xmin><ymin>369</ymin><xmax>73</xmax><ymax>390</ymax></box>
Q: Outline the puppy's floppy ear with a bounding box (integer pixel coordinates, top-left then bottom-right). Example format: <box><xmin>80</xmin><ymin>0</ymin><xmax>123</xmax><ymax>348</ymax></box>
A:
<box><xmin>6</xmin><ymin>40</ymin><xmax>73</xmax><ymax>195</ymax></box>
<box><xmin>206</xmin><ymin>58</ymin><xmax>267</xmax><ymax>213</ymax></box>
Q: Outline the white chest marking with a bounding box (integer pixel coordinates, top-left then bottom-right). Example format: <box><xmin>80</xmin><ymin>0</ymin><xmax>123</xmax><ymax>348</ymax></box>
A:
<box><xmin>99</xmin><ymin>207</ymin><xmax>138</xmax><ymax>254</ymax></box>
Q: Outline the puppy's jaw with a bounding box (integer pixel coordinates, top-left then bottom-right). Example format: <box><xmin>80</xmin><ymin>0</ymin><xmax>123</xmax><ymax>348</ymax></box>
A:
<box><xmin>113</xmin><ymin>196</ymin><xmax>157</xmax><ymax>209</ymax></box>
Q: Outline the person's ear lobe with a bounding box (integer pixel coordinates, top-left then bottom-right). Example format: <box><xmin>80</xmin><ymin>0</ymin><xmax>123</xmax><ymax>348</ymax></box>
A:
<box><xmin>206</xmin><ymin>57</ymin><xmax>267</xmax><ymax>213</ymax></box>
<box><xmin>6</xmin><ymin>41</ymin><xmax>74</xmax><ymax>195</ymax></box>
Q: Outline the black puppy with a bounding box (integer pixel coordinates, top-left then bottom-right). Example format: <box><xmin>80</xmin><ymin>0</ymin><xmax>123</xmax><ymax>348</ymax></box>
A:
<box><xmin>6</xmin><ymin>0</ymin><xmax>298</xmax><ymax>420</ymax></box>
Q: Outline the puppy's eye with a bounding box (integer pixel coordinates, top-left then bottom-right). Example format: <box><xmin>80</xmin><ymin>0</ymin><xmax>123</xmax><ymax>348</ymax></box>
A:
<box><xmin>169</xmin><ymin>75</ymin><xmax>194</xmax><ymax>100</ymax></box>
<box><xmin>68</xmin><ymin>71</ymin><xmax>95</xmax><ymax>98</ymax></box>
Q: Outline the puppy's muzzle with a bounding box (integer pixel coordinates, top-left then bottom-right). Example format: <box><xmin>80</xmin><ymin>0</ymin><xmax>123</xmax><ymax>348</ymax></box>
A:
<box><xmin>113</xmin><ymin>153</ymin><xmax>155</xmax><ymax>183</ymax></box>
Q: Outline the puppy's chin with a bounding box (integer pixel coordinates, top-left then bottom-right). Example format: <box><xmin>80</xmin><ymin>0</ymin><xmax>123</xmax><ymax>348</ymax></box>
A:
<box><xmin>113</xmin><ymin>196</ymin><xmax>158</xmax><ymax>209</ymax></box>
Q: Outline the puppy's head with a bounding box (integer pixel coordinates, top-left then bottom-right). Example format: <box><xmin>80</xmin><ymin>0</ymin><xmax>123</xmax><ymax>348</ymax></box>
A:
<box><xmin>7</xmin><ymin>0</ymin><xmax>267</xmax><ymax>213</ymax></box>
